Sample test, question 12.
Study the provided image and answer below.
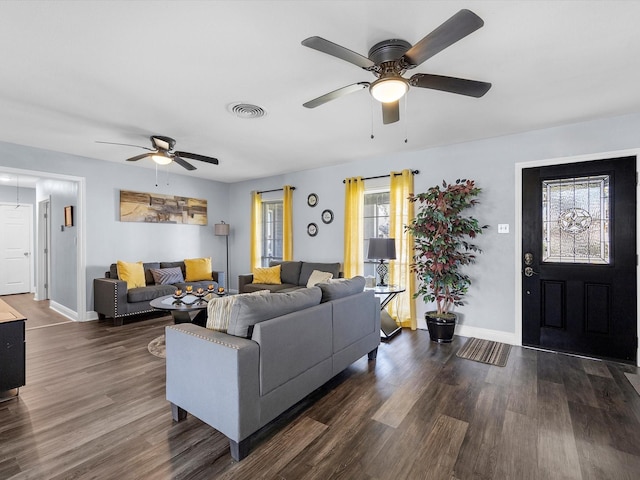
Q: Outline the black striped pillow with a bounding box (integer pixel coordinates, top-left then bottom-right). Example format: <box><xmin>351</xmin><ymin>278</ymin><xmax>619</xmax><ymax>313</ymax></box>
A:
<box><xmin>150</xmin><ymin>267</ymin><xmax>184</xmax><ymax>285</ymax></box>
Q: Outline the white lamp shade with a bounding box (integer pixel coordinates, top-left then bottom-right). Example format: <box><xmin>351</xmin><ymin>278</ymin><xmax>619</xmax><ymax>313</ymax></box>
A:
<box><xmin>151</xmin><ymin>153</ymin><xmax>172</xmax><ymax>165</ymax></box>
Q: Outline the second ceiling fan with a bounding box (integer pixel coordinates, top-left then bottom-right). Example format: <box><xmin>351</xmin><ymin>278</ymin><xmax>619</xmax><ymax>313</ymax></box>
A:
<box><xmin>301</xmin><ymin>9</ymin><xmax>492</xmax><ymax>124</ymax></box>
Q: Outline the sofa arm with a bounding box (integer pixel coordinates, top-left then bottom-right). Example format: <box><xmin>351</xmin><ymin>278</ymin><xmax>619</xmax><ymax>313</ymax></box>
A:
<box><xmin>165</xmin><ymin>324</ymin><xmax>261</xmax><ymax>443</ymax></box>
<box><xmin>238</xmin><ymin>273</ymin><xmax>254</xmax><ymax>293</ymax></box>
<box><xmin>93</xmin><ymin>277</ymin><xmax>128</xmax><ymax>319</ymax></box>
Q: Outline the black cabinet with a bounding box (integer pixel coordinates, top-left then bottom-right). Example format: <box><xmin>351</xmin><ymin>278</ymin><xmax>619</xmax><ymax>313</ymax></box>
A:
<box><xmin>1</xmin><ymin>319</ymin><xmax>26</xmax><ymax>393</ymax></box>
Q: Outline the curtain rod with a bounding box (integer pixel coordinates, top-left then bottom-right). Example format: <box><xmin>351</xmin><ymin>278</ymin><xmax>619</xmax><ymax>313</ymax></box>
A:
<box><xmin>257</xmin><ymin>186</ymin><xmax>296</xmax><ymax>194</ymax></box>
<box><xmin>342</xmin><ymin>170</ymin><xmax>419</xmax><ymax>184</ymax></box>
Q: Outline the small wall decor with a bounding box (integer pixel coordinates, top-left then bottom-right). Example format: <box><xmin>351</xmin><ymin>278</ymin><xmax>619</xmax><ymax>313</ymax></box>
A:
<box><xmin>321</xmin><ymin>209</ymin><xmax>334</xmax><ymax>224</ymax></box>
<box><xmin>307</xmin><ymin>193</ymin><xmax>318</xmax><ymax>207</ymax></box>
<box><xmin>64</xmin><ymin>206</ymin><xmax>74</xmax><ymax>227</ymax></box>
<box><xmin>307</xmin><ymin>222</ymin><xmax>318</xmax><ymax>236</ymax></box>
<box><xmin>120</xmin><ymin>190</ymin><xmax>207</xmax><ymax>225</ymax></box>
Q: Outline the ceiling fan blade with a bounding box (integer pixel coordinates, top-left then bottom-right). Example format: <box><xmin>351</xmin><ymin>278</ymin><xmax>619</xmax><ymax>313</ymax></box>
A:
<box><xmin>303</xmin><ymin>82</ymin><xmax>369</xmax><ymax>109</ymax></box>
<box><xmin>126</xmin><ymin>153</ymin><xmax>153</xmax><ymax>162</ymax></box>
<box><xmin>174</xmin><ymin>151</ymin><xmax>219</xmax><ymax>165</ymax></box>
<box><xmin>382</xmin><ymin>101</ymin><xmax>400</xmax><ymax>125</ymax></box>
<box><xmin>96</xmin><ymin>141</ymin><xmax>154</xmax><ymax>151</ymax></box>
<box><xmin>172</xmin><ymin>155</ymin><xmax>197</xmax><ymax>171</ymax></box>
<box><xmin>410</xmin><ymin>73</ymin><xmax>491</xmax><ymax>97</ymax></box>
<box><xmin>402</xmin><ymin>9</ymin><xmax>484</xmax><ymax>67</ymax></box>
<box><xmin>302</xmin><ymin>36</ymin><xmax>375</xmax><ymax>69</ymax></box>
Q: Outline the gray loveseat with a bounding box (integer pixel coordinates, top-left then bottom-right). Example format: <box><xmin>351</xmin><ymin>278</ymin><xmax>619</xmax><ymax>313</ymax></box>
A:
<box><xmin>165</xmin><ymin>276</ymin><xmax>380</xmax><ymax>461</ymax></box>
<box><xmin>238</xmin><ymin>260</ymin><xmax>341</xmax><ymax>293</ymax></box>
<box><xmin>94</xmin><ymin>261</ymin><xmax>223</xmax><ymax>326</ymax></box>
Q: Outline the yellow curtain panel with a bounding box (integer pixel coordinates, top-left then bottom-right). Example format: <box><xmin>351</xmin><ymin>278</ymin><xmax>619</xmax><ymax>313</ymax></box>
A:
<box><xmin>283</xmin><ymin>185</ymin><xmax>293</xmax><ymax>261</ymax></box>
<box><xmin>250</xmin><ymin>191</ymin><xmax>262</xmax><ymax>273</ymax></box>
<box><xmin>343</xmin><ymin>177</ymin><xmax>364</xmax><ymax>278</ymax></box>
<box><xmin>389</xmin><ymin>169</ymin><xmax>417</xmax><ymax>330</ymax></box>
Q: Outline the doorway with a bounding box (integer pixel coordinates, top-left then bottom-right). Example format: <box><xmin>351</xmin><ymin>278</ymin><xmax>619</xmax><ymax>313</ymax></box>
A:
<box><xmin>36</xmin><ymin>198</ymin><xmax>50</xmax><ymax>301</ymax></box>
<box><xmin>521</xmin><ymin>155</ymin><xmax>637</xmax><ymax>362</ymax></box>
<box><xmin>0</xmin><ymin>203</ymin><xmax>33</xmax><ymax>295</ymax></box>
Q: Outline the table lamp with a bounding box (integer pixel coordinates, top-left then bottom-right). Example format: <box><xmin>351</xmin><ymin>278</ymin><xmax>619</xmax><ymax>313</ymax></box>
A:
<box><xmin>367</xmin><ymin>237</ymin><xmax>396</xmax><ymax>286</ymax></box>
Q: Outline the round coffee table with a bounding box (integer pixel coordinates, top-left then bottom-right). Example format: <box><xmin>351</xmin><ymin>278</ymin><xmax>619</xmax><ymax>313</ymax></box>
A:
<box><xmin>150</xmin><ymin>294</ymin><xmax>210</xmax><ymax>324</ymax></box>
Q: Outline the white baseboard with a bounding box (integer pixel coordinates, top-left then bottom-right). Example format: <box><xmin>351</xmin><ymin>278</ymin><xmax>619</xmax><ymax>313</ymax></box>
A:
<box><xmin>454</xmin><ymin>324</ymin><xmax>519</xmax><ymax>346</ymax></box>
<box><xmin>84</xmin><ymin>311</ymin><xmax>99</xmax><ymax>321</ymax></box>
<box><xmin>49</xmin><ymin>301</ymin><xmax>78</xmax><ymax>321</ymax></box>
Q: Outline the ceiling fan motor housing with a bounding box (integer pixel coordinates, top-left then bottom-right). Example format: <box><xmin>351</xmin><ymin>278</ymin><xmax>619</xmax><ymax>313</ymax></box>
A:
<box><xmin>151</xmin><ymin>135</ymin><xmax>176</xmax><ymax>151</ymax></box>
<box><xmin>368</xmin><ymin>39</ymin><xmax>411</xmax><ymax>65</ymax></box>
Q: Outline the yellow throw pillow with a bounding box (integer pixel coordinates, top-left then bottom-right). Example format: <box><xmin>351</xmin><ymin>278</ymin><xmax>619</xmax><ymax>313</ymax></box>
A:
<box><xmin>184</xmin><ymin>257</ymin><xmax>213</xmax><ymax>282</ymax></box>
<box><xmin>117</xmin><ymin>260</ymin><xmax>146</xmax><ymax>289</ymax></box>
<box><xmin>252</xmin><ymin>265</ymin><xmax>282</xmax><ymax>285</ymax></box>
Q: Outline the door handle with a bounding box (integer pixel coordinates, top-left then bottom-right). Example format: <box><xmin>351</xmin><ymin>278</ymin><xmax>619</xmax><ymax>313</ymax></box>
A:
<box><xmin>524</xmin><ymin>267</ymin><xmax>538</xmax><ymax>277</ymax></box>
<box><xmin>23</xmin><ymin>252</ymin><xmax>29</xmax><ymax>257</ymax></box>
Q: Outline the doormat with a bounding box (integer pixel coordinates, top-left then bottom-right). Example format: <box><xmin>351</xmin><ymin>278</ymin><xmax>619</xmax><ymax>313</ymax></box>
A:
<box><xmin>148</xmin><ymin>334</ymin><xmax>166</xmax><ymax>359</ymax></box>
<box><xmin>457</xmin><ymin>337</ymin><xmax>511</xmax><ymax>367</ymax></box>
<box><xmin>625</xmin><ymin>373</ymin><xmax>640</xmax><ymax>397</ymax></box>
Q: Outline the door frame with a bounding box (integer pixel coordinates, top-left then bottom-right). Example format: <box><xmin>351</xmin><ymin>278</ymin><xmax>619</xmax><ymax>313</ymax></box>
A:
<box><xmin>0</xmin><ymin>166</ymin><xmax>86</xmax><ymax>321</ymax></box>
<box><xmin>36</xmin><ymin>197</ymin><xmax>50</xmax><ymax>301</ymax></box>
<box><xmin>0</xmin><ymin>202</ymin><xmax>34</xmax><ymax>295</ymax></box>
<box><xmin>515</xmin><ymin>148</ymin><xmax>640</xmax><ymax>366</ymax></box>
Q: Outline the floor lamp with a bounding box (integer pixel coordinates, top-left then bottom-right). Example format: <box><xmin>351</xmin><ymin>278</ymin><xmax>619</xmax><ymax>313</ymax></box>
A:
<box><xmin>214</xmin><ymin>221</ymin><xmax>230</xmax><ymax>291</ymax></box>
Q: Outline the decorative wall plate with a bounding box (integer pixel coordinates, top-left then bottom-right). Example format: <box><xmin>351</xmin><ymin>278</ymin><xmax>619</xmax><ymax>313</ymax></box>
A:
<box><xmin>321</xmin><ymin>209</ymin><xmax>334</xmax><ymax>224</ymax></box>
<box><xmin>307</xmin><ymin>222</ymin><xmax>318</xmax><ymax>236</ymax></box>
<box><xmin>307</xmin><ymin>193</ymin><xmax>318</xmax><ymax>207</ymax></box>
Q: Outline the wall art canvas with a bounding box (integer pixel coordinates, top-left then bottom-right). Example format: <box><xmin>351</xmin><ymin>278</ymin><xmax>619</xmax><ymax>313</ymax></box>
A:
<box><xmin>120</xmin><ymin>190</ymin><xmax>207</xmax><ymax>225</ymax></box>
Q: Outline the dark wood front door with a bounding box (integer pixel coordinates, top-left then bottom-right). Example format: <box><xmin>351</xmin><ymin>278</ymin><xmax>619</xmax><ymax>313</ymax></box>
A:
<box><xmin>522</xmin><ymin>156</ymin><xmax>637</xmax><ymax>362</ymax></box>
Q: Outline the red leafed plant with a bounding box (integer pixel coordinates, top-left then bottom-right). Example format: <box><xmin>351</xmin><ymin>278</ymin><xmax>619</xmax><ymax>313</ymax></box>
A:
<box><xmin>406</xmin><ymin>179</ymin><xmax>486</xmax><ymax>316</ymax></box>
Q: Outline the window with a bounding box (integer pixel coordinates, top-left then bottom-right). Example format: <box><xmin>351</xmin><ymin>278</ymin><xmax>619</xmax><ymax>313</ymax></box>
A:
<box><xmin>363</xmin><ymin>189</ymin><xmax>390</xmax><ymax>277</ymax></box>
<box><xmin>261</xmin><ymin>200</ymin><xmax>283</xmax><ymax>266</ymax></box>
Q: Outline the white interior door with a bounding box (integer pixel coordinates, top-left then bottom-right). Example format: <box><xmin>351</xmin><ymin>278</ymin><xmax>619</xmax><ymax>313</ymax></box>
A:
<box><xmin>0</xmin><ymin>204</ymin><xmax>32</xmax><ymax>295</ymax></box>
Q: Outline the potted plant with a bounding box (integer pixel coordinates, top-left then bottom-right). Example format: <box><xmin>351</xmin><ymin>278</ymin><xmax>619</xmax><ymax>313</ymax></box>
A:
<box><xmin>406</xmin><ymin>179</ymin><xmax>485</xmax><ymax>343</ymax></box>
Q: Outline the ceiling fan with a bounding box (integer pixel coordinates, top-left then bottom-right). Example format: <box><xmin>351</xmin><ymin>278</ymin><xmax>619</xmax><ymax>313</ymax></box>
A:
<box><xmin>301</xmin><ymin>9</ymin><xmax>491</xmax><ymax>124</ymax></box>
<box><xmin>97</xmin><ymin>135</ymin><xmax>219</xmax><ymax>171</ymax></box>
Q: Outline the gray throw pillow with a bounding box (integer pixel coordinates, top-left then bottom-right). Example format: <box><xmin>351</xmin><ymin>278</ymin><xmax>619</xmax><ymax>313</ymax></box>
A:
<box><xmin>318</xmin><ymin>276</ymin><xmax>366</xmax><ymax>303</ymax></box>
<box><xmin>150</xmin><ymin>267</ymin><xmax>184</xmax><ymax>285</ymax></box>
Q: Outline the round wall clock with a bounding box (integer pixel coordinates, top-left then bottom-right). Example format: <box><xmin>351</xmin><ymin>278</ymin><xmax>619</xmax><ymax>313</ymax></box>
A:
<box><xmin>307</xmin><ymin>222</ymin><xmax>318</xmax><ymax>237</ymax></box>
<box><xmin>307</xmin><ymin>193</ymin><xmax>318</xmax><ymax>207</ymax></box>
<box><xmin>321</xmin><ymin>209</ymin><xmax>334</xmax><ymax>224</ymax></box>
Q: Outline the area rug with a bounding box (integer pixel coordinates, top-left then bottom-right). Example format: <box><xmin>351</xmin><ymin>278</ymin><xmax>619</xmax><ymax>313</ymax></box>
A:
<box><xmin>457</xmin><ymin>337</ymin><xmax>511</xmax><ymax>367</ymax></box>
<box><xmin>148</xmin><ymin>334</ymin><xmax>166</xmax><ymax>359</ymax></box>
<box><xmin>625</xmin><ymin>372</ymin><xmax>640</xmax><ymax>397</ymax></box>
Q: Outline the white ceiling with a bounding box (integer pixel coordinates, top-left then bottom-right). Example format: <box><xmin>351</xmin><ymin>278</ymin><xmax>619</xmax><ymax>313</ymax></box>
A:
<box><xmin>1</xmin><ymin>1</ymin><xmax>639</xmax><ymax>184</ymax></box>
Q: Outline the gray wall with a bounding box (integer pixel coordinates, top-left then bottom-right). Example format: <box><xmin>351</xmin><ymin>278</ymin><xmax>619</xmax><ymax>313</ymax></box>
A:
<box><xmin>1</xmin><ymin>111</ymin><xmax>639</xmax><ymax>332</ymax></box>
<box><xmin>228</xmin><ymin>112</ymin><xmax>640</xmax><ymax>335</ymax></box>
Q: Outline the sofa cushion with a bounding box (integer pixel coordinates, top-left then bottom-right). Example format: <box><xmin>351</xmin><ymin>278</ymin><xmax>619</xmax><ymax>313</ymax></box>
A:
<box><xmin>270</xmin><ymin>261</ymin><xmax>302</xmax><ymax>285</ymax></box>
<box><xmin>184</xmin><ymin>257</ymin><xmax>213</xmax><ymax>282</ymax></box>
<box><xmin>227</xmin><ymin>287</ymin><xmax>322</xmax><ymax>338</ymax></box>
<box><xmin>127</xmin><ymin>284</ymin><xmax>176</xmax><ymax>303</ymax></box>
<box><xmin>299</xmin><ymin>262</ymin><xmax>341</xmax><ymax>287</ymax></box>
<box><xmin>306</xmin><ymin>269</ymin><xmax>334</xmax><ymax>287</ymax></box>
<box><xmin>318</xmin><ymin>276</ymin><xmax>366</xmax><ymax>303</ymax></box>
<box><xmin>206</xmin><ymin>290</ymin><xmax>270</xmax><ymax>332</ymax></box>
<box><xmin>117</xmin><ymin>260</ymin><xmax>146</xmax><ymax>289</ymax></box>
<box><xmin>244</xmin><ymin>283</ymin><xmax>297</xmax><ymax>293</ymax></box>
<box><xmin>252</xmin><ymin>265</ymin><xmax>282</xmax><ymax>285</ymax></box>
<box><xmin>160</xmin><ymin>261</ymin><xmax>186</xmax><ymax>277</ymax></box>
<box><xmin>150</xmin><ymin>267</ymin><xmax>184</xmax><ymax>285</ymax></box>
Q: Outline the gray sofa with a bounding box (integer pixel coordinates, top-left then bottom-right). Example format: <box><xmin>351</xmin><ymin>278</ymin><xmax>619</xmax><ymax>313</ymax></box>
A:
<box><xmin>165</xmin><ymin>276</ymin><xmax>380</xmax><ymax>461</ymax></box>
<box><xmin>238</xmin><ymin>260</ymin><xmax>341</xmax><ymax>293</ymax></box>
<box><xmin>93</xmin><ymin>261</ymin><xmax>223</xmax><ymax>326</ymax></box>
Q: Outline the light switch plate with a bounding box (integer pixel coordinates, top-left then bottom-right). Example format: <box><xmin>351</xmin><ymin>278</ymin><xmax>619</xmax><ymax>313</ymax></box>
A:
<box><xmin>497</xmin><ymin>224</ymin><xmax>510</xmax><ymax>234</ymax></box>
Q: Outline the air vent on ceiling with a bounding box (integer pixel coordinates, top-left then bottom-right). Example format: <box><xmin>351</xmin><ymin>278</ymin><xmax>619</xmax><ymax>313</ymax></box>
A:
<box><xmin>228</xmin><ymin>102</ymin><xmax>266</xmax><ymax>119</ymax></box>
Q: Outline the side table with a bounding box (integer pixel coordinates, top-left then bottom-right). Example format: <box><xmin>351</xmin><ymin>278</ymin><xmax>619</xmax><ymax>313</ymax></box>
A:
<box><xmin>366</xmin><ymin>285</ymin><xmax>406</xmax><ymax>340</ymax></box>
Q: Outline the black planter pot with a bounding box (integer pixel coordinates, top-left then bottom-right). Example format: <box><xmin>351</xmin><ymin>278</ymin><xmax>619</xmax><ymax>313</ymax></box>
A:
<box><xmin>425</xmin><ymin>312</ymin><xmax>457</xmax><ymax>343</ymax></box>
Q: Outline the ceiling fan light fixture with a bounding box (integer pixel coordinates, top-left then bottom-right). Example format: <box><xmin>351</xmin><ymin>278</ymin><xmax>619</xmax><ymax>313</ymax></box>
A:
<box><xmin>151</xmin><ymin>153</ymin><xmax>172</xmax><ymax>165</ymax></box>
<box><xmin>370</xmin><ymin>77</ymin><xmax>408</xmax><ymax>103</ymax></box>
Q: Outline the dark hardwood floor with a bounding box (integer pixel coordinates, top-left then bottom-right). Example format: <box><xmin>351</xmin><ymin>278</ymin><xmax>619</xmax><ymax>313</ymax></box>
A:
<box><xmin>1</xmin><ymin>299</ymin><xmax>639</xmax><ymax>479</ymax></box>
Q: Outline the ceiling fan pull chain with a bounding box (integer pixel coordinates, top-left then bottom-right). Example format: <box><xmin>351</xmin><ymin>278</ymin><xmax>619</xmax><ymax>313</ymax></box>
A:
<box><xmin>155</xmin><ymin>163</ymin><xmax>159</xmax><ymax>187</ymax></box>
<box><xmin>404</xmin><ymin>93</ymin><xmax>408</xmax><ymax>144</ymax></box>
<box><xmin>370</xmin><ymin>96</ymin><xmax>375</xmax><ymax>139</ymax></box>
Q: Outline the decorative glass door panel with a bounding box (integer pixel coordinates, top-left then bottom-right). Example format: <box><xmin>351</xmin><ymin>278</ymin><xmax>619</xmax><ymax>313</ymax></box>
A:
<box><xmin>542</xmin><ymin>175</ymin><xmax>609</xmax><ymax>264</ymax></box>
